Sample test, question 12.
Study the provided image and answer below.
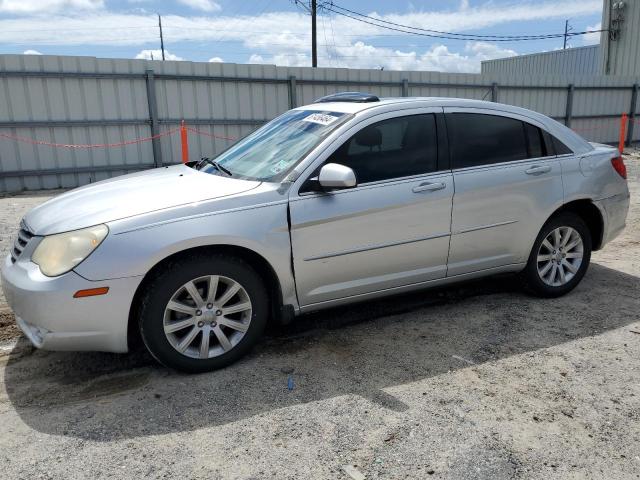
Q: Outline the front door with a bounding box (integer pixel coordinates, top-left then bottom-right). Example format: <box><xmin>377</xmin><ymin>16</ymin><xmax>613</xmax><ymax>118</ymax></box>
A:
<box><xmin>289</xmin><ymin>112</ymin><xmax>453</xmax><ymax>307</ymax></box>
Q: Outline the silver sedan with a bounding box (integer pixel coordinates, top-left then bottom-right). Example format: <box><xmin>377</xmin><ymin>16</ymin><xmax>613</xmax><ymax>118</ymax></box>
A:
<box><xmin>1</xmin><ymin>93</ymin><xmax>630</xmax><ymax>372</ymax></box>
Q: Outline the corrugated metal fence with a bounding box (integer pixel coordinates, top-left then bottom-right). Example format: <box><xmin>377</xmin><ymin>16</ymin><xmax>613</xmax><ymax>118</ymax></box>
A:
<box><xmin>0</xmin><ymin>54</ymin><xmax>639</xmax><ymax>192</ymax></box>
<box><xmin>481</xmin><ymin>46</ymin><xmax>601</xmax><ymax>76</ymax></box>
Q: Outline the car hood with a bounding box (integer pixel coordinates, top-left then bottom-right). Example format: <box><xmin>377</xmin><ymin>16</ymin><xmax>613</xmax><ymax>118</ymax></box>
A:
<box><xmin>24</xmin><ymin>165</ymin><xmax>261</xmax><ymax>235</ymax></box>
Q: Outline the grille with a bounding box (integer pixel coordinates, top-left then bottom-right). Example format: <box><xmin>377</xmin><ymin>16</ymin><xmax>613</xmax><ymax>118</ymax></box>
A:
<box><xmin>10</xmin><ymin>225</ymin><xmax>34</xmax><ymax>263</ymax></box>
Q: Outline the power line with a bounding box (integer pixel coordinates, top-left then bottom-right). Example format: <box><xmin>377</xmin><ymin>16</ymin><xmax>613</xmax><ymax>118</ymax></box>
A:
<box><xmin>0</xmin><ymin>38</ymin><xmax>534</xmax><ymax>50</ymax></box>
<box><xmin>0</xmin><ymin>3</ymin><xmax>607</xmax><ymax>62</ymax></box>
<box><xmin>320</xmin><ymin>11</ymin><xmax>332</xmax><ymax>66</ymax></box>
<box><xmin>0</xmin><ymin>25</ymin><xmax>599</xmax><ymax>42</ymax></box>
<box><xmin>327</xmin><ymin>3</ymin><xmax>561</xmax><ymax>39</ymax></box>
<box><xmin>290</xmin><ymin>0</ymin><xmax>311</xmax><ymax>14</ymax></box>
<box><xmin>327</xmin><ymin>3</ymin><xmax>603</xmax><ymax>40</ymax></box>
<box><xmin>328</xmin><ymin>9</ymin><xmax>340</xmax><ymax>63</ymax></box>
<box><xmin>0</xmin><ymin>4</ymin><xmax>607</xmax><ymax>43</ymax></box>
<box><xmin>325</xmin><ymin>3</ymin><xmax>607</xmax><ymax>42</ymax></box>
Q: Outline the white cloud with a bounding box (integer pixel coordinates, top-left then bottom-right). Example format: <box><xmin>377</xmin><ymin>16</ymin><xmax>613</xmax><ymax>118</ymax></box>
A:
<box><xmin>135</xmin><ymin>49</ymin><xmax>184</xmax><ymax>61</ymax></box>
<box><xmin>582</xmin><ymin>22</ymin><xmax>601</xmax><ymax>45</ymax></box>
<box><xmin>465</xmin><ymin>41</ymin><xmax>518</xmax><ymax>62</ymax></box>
<box><xmin>373</xmin><ymin>1</ymin><xmax>601</xmax><ymax>35</ymax></box>
<box><xmin>176</xmin><ymin>0</ymin><xmax>220</xmax><ymax>13</ymax></box>
<box><xmin>23</xmin><ymin>49</ymin><xmax>42</xmax><ymax>54</ymax></box>
<box><xmin>0</xmin><ymin>0</ymin><xmax>103</xmax><ymax>14</ymax></box>
<box><xmin>0</xmin><ymin>1</ymin><xmax>601</xmax><ymax>72</ymax></box>
<box><xmin>0</xmin><ymin>1</ymin><xmax>602</xmax><ymax>46</ymax></box>
<box><xmin>208</xmin><ymin>56</ymin><xmax>223</xmax><ymax>62</ymax></box>
<box><xmin>250</xmin><ymin>40</ymin><xmax>517</xmax><ymax>73</ymax></box>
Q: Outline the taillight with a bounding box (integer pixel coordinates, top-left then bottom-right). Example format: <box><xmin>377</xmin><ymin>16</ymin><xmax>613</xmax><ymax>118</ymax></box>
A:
<box><xmin>611</xmin><ymin>156</ymin><xmax>627</xmax><ymax>179</ymax></box>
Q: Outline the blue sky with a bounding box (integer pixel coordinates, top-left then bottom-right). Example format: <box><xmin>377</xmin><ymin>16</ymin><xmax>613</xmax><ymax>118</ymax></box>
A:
<box><xmin>0</xmin><ymin>0</ymin><xmax>603</xmax><ymax>72</ymax></box>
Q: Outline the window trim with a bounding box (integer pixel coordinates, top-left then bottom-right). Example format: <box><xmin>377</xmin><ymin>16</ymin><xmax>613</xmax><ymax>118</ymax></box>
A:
<box><xmin>294</xmin><ymin>170</ymin><xmax>453</xmax><ymax>199</ymax></box>
<box><xmin>294</xmin><ymin>108</ymin><xmax>446</xmax><ymax>197</ymax></box>
<box><xmin>447</xmin><ymin>154</ymin><xmax>558</xmax><ymax>176</ymax></box>
<box><xmin>435</xmin><ymin>113</ymin><xmax>450</xmax><ymax>172</ymax></box>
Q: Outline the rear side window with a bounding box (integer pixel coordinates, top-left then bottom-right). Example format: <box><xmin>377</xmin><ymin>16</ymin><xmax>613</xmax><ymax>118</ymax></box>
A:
<box><xmin>326</xmin><ymin>114</ymin><xmax>438</xmax><ymax>184</ymax></box>
<box><xmin>447</xmin><ymin>113</ymin><xmax>528</xmax><ymax>168</ymax></box>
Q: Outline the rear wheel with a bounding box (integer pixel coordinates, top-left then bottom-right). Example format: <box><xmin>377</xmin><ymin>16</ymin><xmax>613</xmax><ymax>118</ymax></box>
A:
<box><xmin>521</xmin><ymin>213</ymin><xmax>592</xmax><ymax>297</ymax></box>
<box><xmin>138</xmin><ymin>254</ymin><xmax>268</xmax><ymax>373</ymax></box>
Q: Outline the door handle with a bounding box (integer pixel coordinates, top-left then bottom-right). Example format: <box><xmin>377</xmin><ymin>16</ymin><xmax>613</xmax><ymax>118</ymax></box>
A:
<box><xmin>525</xmin><ymin>165</ymin><xmax>552</xmax><ymax>175</ymax></box>
<box><xmin>412</xmin><ymin>182</ymin><xmax>446</xmax><ymax>193</ymax></box>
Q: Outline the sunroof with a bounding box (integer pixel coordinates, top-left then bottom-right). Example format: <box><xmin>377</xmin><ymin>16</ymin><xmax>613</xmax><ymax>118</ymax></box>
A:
<box><xmin>314</xmin><ymin>92</ymin><xmax>380</xmax><ymax>103</ymax></box>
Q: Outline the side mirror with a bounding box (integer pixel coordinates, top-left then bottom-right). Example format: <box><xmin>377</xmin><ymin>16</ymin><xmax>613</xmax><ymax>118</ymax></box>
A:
<box><xmin>318</xmin><ymin>163</ymin><xmax>357</xmax><ymax>189</ymax></box>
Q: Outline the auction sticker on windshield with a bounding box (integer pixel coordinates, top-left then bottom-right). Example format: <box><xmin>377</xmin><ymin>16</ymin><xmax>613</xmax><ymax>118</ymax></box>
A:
<box><xmin>303</xmin><ymin>113</ymin><xmax>339</xmax><ymax>126</ymax></box>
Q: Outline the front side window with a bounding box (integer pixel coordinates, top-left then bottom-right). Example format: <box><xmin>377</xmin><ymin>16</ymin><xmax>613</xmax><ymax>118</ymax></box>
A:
<box><xmin>448</xmin><ymin>113</ymin><xmax>528</xmax><ymax>168</ymax></box>
<box><xmin>199</xmin><ymin>109</ymin><xmax>351</xmax><ymax>181</ymax></box>
<box><xmin>325</xmin><ymin>114</ymin><xmax>438</xmax><ymax>184</ymax></box>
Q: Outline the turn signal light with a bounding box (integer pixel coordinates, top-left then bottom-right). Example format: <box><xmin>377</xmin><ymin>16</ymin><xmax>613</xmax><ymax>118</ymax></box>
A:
<box><xmin>611</xmin><ymin>156</ymin><xmax>627</xmax><ymax>179</ymax></box>
<box><xmin>73</xmin><ymin>287</ymin><xmax>110</xmax><ymax>298</ymax></box>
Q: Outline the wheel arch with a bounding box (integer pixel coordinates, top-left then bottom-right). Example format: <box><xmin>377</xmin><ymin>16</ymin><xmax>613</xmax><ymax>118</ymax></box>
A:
<box><xmin>127</xmin><ymin>244</ymin><xmax>285</xmax><ymax>351</ymax></box>
<box><xmin>548</xmin><ymin>199</ymin><xmax>604</xmax><ymax>250</ymax></box>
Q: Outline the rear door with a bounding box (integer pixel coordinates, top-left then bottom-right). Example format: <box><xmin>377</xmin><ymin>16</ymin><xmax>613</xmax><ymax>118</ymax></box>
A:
<box><xmin>445</xmin><ymin>109</ymin><xmax>563</xmax><ymax>276</ymax></box>
<box><xmin>289</xmin><ymin>110</ymin><xmax>453</xmax><ymax>307</ymax></box>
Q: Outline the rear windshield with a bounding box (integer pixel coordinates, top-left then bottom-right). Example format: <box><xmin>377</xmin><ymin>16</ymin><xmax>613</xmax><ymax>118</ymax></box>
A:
<box><xmin>199</xmin><ymin>109</ymin><xmax>351</xmax><ymax>181</ymax></box>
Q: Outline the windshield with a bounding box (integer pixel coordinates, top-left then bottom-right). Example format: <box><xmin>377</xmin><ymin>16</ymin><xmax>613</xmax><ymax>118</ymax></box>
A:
<box><xmin>198</xmin><ymin>109</ymin><xmax>351</xmax><ymax>181</ymax></box>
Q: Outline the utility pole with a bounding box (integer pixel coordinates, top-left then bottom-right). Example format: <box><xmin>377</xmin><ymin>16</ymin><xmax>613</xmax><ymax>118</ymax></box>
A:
<box><xmin>158</xmin><ymin>13</ymin><xmax>166</xmax><ymax>61</ymax></box>
<box><xmin>563</xmin><ymin>19</ymin><xmax>569</xmax><ymax>49</ymax></box>
<box><xmin>311</xmin><ymin>0</ymin><xmax>317</xmax><ymax>67</ymax></box>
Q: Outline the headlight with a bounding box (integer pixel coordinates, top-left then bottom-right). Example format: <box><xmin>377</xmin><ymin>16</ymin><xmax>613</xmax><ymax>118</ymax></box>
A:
<box><xmin>32</xmin><ymin>224</ymin><xmax>108</xmax><ymax>277</ymax></box>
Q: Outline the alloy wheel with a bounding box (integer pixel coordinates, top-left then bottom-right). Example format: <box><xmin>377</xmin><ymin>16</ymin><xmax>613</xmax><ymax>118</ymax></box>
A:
<box><xmin>536</xmin><ymin>226</ymin><xmax>584</xmax><ymax>287</ymax></box>
<box><xmin>163</xmin><ymin>275</ymin><xmax>252</xmax><ymax>359</ymax></box>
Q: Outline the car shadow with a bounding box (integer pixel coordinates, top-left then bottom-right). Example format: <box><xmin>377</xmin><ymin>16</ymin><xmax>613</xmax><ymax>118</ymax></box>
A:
<box><xmin>3</xmin><ymin>262</ymin><xmax>639</xmax><ymax>441</ymax></box>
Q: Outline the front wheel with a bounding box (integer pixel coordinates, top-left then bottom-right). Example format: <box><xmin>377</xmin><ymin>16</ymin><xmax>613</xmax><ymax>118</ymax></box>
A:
<box><xmin>138</xmin><ymin>254</ymin><xmax>268</xmax><ymax>373</ymax></box>
<box><xmin>521</xmin><ymin>213</ymin><xmax>592</xmax><ymax>297</ymax></box>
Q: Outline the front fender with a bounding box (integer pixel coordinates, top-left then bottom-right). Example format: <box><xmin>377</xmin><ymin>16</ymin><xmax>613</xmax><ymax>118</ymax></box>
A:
<box><xmin>74</xmin><ymin>202</ymin><xmax>296</xmax><ymax>307</ymax></box>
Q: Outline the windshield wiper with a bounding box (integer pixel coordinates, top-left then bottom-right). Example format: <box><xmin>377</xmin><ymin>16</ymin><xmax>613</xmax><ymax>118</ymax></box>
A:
<box><xmin>198</xmin><ymin>157</ymin><xmax>233</xmax><ymax>177</ymax></box>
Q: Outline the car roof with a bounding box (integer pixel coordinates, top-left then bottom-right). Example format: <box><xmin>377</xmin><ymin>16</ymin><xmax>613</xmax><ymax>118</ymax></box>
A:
<box><xmin>297</xmin><ymin>96</ymin><xmax>534</xmax><ymax>116</ymax></box>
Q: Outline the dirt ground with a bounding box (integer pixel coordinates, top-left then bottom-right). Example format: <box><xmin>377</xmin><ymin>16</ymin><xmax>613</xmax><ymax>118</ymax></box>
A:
<box><xmin>0</xmin><ymin>155</ymin><xmax>639</xmax><ymax>479</ymax></box>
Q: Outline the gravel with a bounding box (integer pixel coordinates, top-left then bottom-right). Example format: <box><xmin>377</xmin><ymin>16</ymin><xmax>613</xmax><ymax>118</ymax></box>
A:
<box><xmin>0</xmin><ymin>154</ymin><xmax>638</xmax><ymax>479</ymax></box>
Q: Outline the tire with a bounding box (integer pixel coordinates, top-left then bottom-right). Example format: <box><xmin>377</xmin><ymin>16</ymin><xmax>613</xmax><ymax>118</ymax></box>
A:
<box><xmin>138</xmin><ymin>253</ymin><xmax>268</xmax><ymax>373</ymax></box>
<box><xmin>520</xmin><ymin>212</ymin><xmax>592</xmax><ymax>298</ymax></box>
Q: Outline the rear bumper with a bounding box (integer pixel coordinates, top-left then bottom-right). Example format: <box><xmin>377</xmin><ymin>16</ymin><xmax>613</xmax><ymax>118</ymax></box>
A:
<box><xmin>594</xmin><ymin>190</ymin><xmax>630</xmax><ymax>248</ymax></box>
<box><xmin>1</xmin><ymin>254</ymin><xmax>143</xmax><ymax>353</ymax></box>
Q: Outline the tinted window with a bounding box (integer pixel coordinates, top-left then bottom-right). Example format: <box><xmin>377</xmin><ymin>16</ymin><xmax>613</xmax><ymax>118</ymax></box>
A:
<box><xmin>448</xmin><ymin>113</ymin><xmax>528</xmax><ymax>168</ymax></box>
<box><xmin>524</xmin><ymin>123</ymin><xmax>545</xmax><ymax>158</ymax></box>
<box><xmin>326</xmin><ymin>114</ymin><xmax>438</xmax><ymax>184</ymax></box>
<box><xmin>552</xmin><ymin>136</ymin><xmax>573</xmax><ymax>155</ymax></box>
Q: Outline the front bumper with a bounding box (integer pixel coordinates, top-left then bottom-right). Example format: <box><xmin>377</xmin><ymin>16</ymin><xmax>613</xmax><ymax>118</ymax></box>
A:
<box><xmin>1</xmin><ymin>254</ymin><xmax>143</xmax><ymax>353</ymax></box>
